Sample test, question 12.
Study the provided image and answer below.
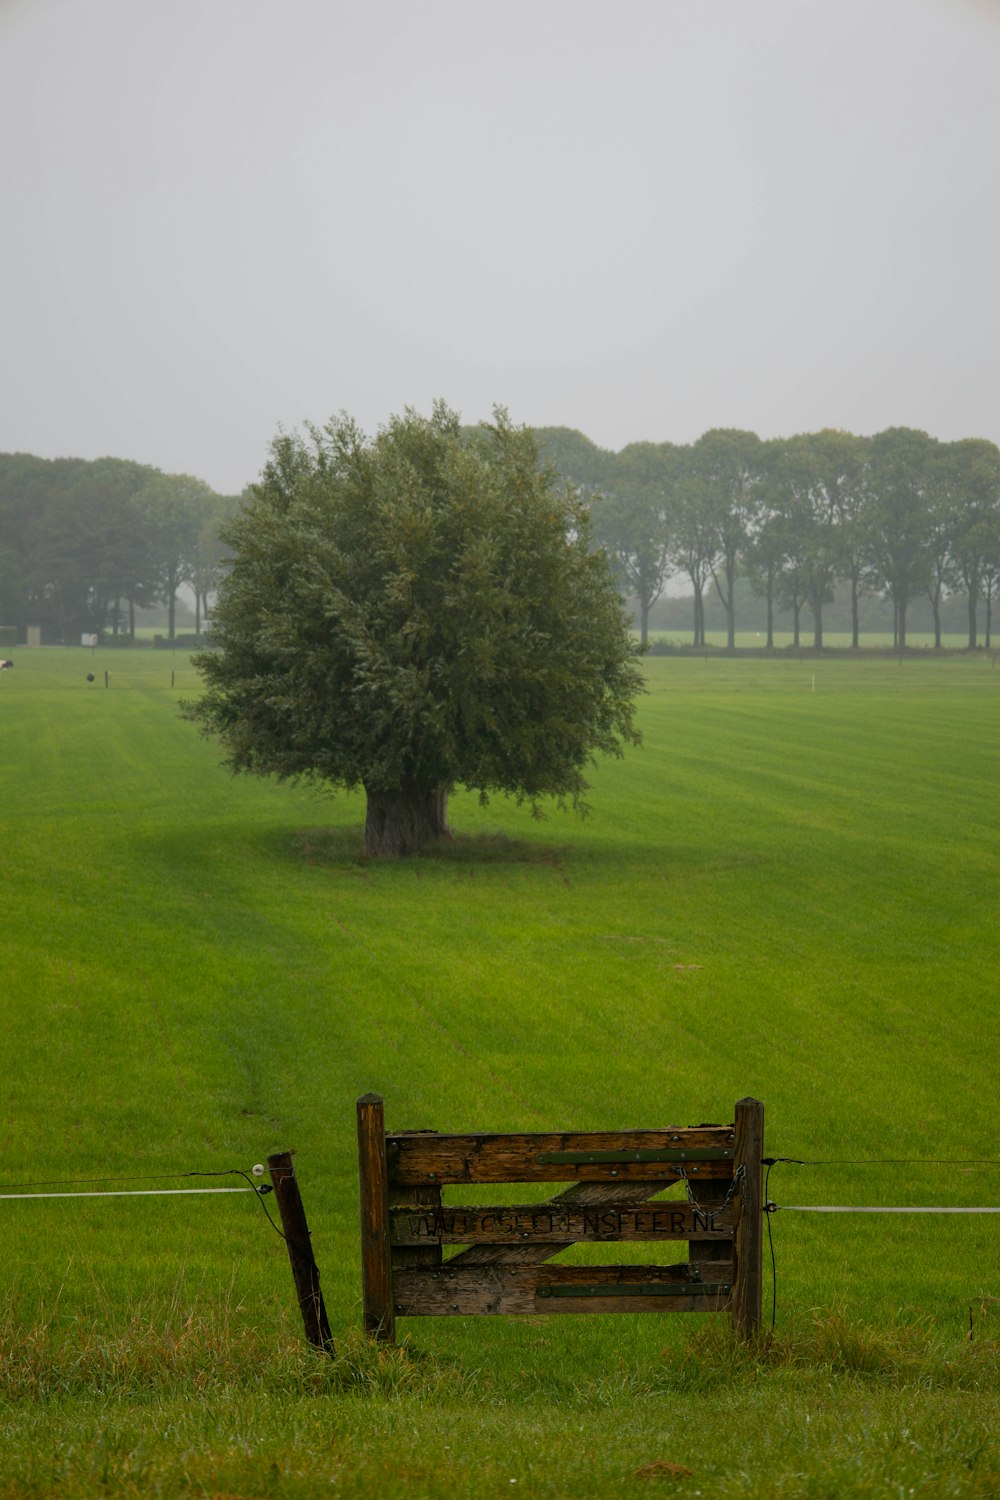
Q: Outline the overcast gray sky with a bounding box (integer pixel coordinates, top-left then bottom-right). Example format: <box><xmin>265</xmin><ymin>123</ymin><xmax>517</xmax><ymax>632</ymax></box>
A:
<box><xmin>2</xmin><ymin>0</ymin><xmax>999</xmax><ymax>494</ymax></box>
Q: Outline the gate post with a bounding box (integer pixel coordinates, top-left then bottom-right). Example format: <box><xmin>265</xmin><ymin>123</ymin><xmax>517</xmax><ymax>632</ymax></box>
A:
<box><xmin>731</xmin><ymin>1096</ymin><xmax>764</xmax><ymax>1341</ymax></box>
<box><xmin>357</xmin><ymin>1093</ymin><xmax>394</xmax><ymax>1342</ymax></box>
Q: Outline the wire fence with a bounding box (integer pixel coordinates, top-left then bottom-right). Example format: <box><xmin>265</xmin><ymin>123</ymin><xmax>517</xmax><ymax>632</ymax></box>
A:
<box><xmin>3</xmin><ymin>1153</ymin><xmax>996</xmax><ymax>1339</ymax></box>
<box><xmin>0</xmin><ymin>1165</ymin><xmax>291</xmax><ymax>1243</ymax></box>
<box><xmin>762</xmin><ymin>1155</ymin><xmax>1000</xmax><ymax>1329</ymax></box>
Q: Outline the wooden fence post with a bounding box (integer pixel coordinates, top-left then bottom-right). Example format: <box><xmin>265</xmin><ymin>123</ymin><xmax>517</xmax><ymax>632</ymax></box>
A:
<box><xmin>357</xmin><ymin>1093</ymin><xmax>394</xmax><ymax>1342</ymax></box>
<box><xmin>731</xmin><ymin>1097</ymin><xmax>764</xmax><ymax>1341</ymax></box>
<box><xmin>266</xmin><ymin>1150</ymin><xmax>335</xmax><ymax>1355</ymax></box>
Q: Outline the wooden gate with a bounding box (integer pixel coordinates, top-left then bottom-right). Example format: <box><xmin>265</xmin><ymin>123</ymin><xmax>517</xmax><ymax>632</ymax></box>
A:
<box><xmin>357</xmin><ymin>1094</ymin><xmax>763</xmax><ymax>1343</ymax></box>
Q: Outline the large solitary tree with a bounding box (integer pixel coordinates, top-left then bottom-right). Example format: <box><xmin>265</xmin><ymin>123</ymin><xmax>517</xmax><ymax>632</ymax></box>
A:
<box><xmin>187</xmin><ymin>404</ymin><xmax>644</xmax><ymax>857</ymax></box>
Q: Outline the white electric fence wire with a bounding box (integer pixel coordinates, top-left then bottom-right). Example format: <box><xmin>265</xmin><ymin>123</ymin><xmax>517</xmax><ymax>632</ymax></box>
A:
<box><xmin>778</xmin><ymin>1205</ymin><xmax>1000</xmax><ymax>1214</ymax></box>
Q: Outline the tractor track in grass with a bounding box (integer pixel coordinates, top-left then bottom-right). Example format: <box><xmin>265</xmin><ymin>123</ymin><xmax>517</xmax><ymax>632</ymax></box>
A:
<box><xmin>331</xmin><ymin>913</ymin><xmax>547</xmax><ymax>1123</ymax></box>
<box><xmin>134</xmin><ymin>967</ymin><xmax>220</xmax><ymax>1151</ymax></box>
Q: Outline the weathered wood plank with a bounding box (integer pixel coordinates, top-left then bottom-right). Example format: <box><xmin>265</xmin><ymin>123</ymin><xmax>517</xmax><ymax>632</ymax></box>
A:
<box><xmin>393</xmin><ymin>1261</ymin><xmax>734</xmax><ymax>1317</ymax></box>
<box><xmin>387</xmin><ymin>1128</ymin><xmax>736</xmax><ymax>1185</ymax></box>
<box><xmin>389</xmin><ymin>1201</ymin><xmax>734</xmax><ymax>1245</ymax></box>
<box><xmin>440</xmin><ymin>1180</ymin><xmax>671</xmax><ymax>1268</ymax></box>
<box><xmin>387</xmin><ymin>1132</ymin><xmax>442</xmax><ymax>1273</ymax></box>
<box><xmin>387</xmin><ymin>1184</ymin><xmax>442</xmax><ymax>1270</ymax></box>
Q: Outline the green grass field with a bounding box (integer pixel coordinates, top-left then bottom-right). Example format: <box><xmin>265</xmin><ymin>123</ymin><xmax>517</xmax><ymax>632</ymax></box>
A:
<box><xmin>1</xmin><ymin>649</ymin><xmax>998</xmax><ymax>1498</ymax></box>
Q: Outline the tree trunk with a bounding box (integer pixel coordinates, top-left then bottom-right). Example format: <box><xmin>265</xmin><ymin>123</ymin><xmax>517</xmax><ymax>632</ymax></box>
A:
<box><xmin>639</xmin><ymin>596</ymin><xmax>649</xmax><ymax>648</ymax></box>
<box><xmin>765</xmin><ymin>575</ymin><xmax>774</xmax><ymax>651</ymax></box>
<box><xmin>851</xmin><ymin>577</ymin><xmax>860</xmax><ymax>649</ymax></box>
<box><xmin>968</xmin><ymin>592</ymin><xmax>978</xmax><ymax>651</ymax></box>
<box><xmin>792</xmin><ymin>602</ymin><xmax>801</xmax><ymax>648</ymax></box>
<box><xmin>364</xmin><ymin>782</ymin><xmax>451</xmax><ymax>858</ymax></box>
<box><xmin>711</xmin><ymin>569</ymin><xmax>734</xmax><ymax>652</ymax></box>
<box><xmin>812</xmin><ymin>597</ymin><xmax>823</xmax><ymax>651</ymax></box>
<box><xmin>723</xmin><ymin>563</ymin><xmax>736</xmax><ymax>652</ymax></box>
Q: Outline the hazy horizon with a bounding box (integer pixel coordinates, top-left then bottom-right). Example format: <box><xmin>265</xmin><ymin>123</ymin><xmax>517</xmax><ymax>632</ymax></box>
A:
<box><xmin>3</xmin><ymin>0</ymin><xmax>999</xmax><ymax>495</ymax></box>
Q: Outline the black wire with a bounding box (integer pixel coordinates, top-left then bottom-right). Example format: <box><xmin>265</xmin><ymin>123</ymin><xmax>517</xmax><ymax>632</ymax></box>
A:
<box><xmin>0</xmin><ymin>1168</ymin><xmax>262</xmax><ymax>1192</ymax></box>
<box><xmin>0</xmin><ymin>1167</ymin><xmax>281</xmax><ymax>1223</ymax></box>
<box><xmin>7</xmin><ymin>1156</ymin><xmax>993</xmax><ymax>1193</ymax></box>
<box><xmin>0</xmin><ymin>1163</ymin><xmax>325</xmax><ymax>1273</ymax></box>
<box><xmin>0</xmin><ymin>1164</ymin><xmax>291</xmax><ymax>1241</ymax></box>
<box><xmin>155</xmin><ymin>1166</ymin><xmax>297</xmax><ymax>1252</ymax></box>
<box><xmin>765</xmin><ymin>1161</ymin><xmax>777</xmax><ymax>1331</ymax></box>
<box><xmin>235</xmin><ymin>1165</ymin><xmax>325</xmax><ymax>1277</ymax></box>
<box><xmin>753</xmin><ymin>1154</ymin><xmax>1000</xmax><ymax>1331</ymax></box>
<box><xmin>226</xmin><ymin>1168</ymin><xmax>290</xmax><ymax>1243</ymax></box>
<box><xmin>1</xmin><ymin>1174</ymin><xmax>206</xmax><ymax>1191</ymax></box>
<box><xmin>756</xmin><ymin>1154</ymin><xmax>1000</xmax><ymax>1331</ymax></box>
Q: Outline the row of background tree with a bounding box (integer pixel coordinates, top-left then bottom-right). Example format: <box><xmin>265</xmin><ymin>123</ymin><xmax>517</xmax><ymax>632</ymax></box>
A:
<box><xmin>0</xmin><ymin>454</ymin><xmax>240</xmax><ymax>643</ymax></box>
<box><xmin>536</xmin><ymin>425</ymin><xmax>1000</xmax><ymax>650</ymax></box>
<box><xmin>3</xmin><ymin>423</ymin><xmax>1000</xmax><ymax>649</ymax></box>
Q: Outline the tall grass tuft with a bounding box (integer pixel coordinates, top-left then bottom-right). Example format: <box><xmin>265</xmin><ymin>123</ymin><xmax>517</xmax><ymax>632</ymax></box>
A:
<box><xmin>0</xmin><ymin>1300</ymin><xmax>480</xmax><ymax>1403</ymax></box>
<box><xmin>650</xmin><ymin>1310</ymin><xmax>1000</xmax><ymax>1396</ymax></box>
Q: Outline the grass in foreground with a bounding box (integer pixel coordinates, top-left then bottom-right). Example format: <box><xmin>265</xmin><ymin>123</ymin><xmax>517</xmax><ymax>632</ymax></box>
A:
<box><xmin>1</xmin><ymin>1312</ymin><xmax>998</xmax><ymax>1498</ymax></box>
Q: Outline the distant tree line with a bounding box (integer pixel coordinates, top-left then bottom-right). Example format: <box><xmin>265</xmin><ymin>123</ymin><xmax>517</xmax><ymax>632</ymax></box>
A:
<box><xmin>6</xmin><ymin>422</ymin><xmax>1000</xmax><ymax>652</ymax></box>
<box><xmin>536</xmin><ymin>427</ymin><xmax>1000</xmax><ymax>650</ymax></box>
<box><xmin>0</xmin><ymin>454</ymin><xmax>238</xmax><ymax>643</ymax></box>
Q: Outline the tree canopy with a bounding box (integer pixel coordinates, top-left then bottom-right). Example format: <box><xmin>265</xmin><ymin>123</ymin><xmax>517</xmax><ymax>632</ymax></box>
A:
<box><xmin>187</xmin><ymin>404</ymin><xmax>644</xmax><ymax>857</ymax></box>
